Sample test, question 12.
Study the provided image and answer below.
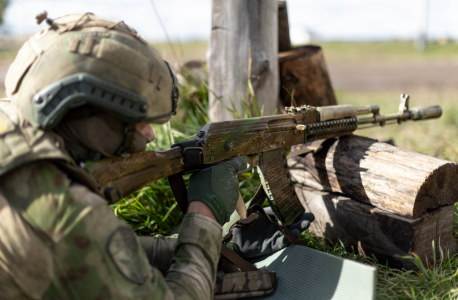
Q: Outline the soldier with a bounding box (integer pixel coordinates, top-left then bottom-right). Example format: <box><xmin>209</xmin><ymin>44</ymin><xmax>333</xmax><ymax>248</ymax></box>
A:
<box><xmin>0</xmin><ymin>13</ymin><xmax>313</xmax><ymax>300</ymax></box>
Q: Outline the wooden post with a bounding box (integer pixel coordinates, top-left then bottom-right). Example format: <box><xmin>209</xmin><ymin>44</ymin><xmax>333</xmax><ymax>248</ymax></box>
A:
<box><xmin>288</xmin><ymin>135</ymin><xmax>458</xmax><ymax>269</ymax></box>
<box><xmin>208</xmin><ymin>0</ymin><xmax>279</xmax><ymax>121</ymax></box>
<box><xmin>279</xmin><ymin>46</ymin><xmax>337</xmax><ymax>107</ymax></box>
<box><xmin>278</xmin><ymin>1</ymin><xmax>292</xmax><ymax>52</ymax></box>
<box><xmin>276</xmin><ymin>2</ymin><xmax>337</xmax><ymax>107</ymax></box>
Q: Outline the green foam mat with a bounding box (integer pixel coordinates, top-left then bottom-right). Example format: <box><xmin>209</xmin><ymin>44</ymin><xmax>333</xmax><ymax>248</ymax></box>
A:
<box><xmin>247</xmin><ymin>245</ymin><xmax>376</xmax><ymax>300</ymax></box>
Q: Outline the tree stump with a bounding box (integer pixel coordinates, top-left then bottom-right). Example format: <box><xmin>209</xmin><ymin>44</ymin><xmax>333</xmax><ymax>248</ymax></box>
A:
<box><xmin>288</xmin><ymin>135</ymin><xmax>458</xmax><ymax>269</ymax></box>
<box><xmin>279</xmin><ymin>46</ymin><xmax>337</xmax><ymax>107</ymax></box>
<box><xmin>208</xmin><ymin>0</ymin><xmax>278</xmax><ymax>121</ymax></box>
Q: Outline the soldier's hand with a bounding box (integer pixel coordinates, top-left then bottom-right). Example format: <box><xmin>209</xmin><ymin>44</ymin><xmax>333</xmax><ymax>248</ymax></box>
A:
<box><xmin>187</xmin><ymin>157</ymin><xmax>247</xmax><ymax>225</ymax></box>
<box><xmin>228</xmin><ymin>207</ymin><xmax>314</xmax><ymax>258</ymax></box>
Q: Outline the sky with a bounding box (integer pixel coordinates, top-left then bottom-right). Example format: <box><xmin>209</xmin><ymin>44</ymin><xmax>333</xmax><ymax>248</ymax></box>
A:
<box><xmin>1</xmin><ymin>0</ymin><xmax>458</xmax><ymax>43</ymax></box>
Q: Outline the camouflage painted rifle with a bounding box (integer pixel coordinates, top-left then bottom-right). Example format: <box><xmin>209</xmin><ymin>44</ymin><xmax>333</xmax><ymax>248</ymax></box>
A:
<box><xmin>88</xmin><ymin>94</ymin><xmax>442</xmax><ymax>225</ymax></box>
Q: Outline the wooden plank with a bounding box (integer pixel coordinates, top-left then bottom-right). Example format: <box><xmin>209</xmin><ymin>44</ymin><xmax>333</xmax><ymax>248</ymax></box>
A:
<box><xmin>289</xmin><ymin>135</ymin><xmax>458</xmax><ymax>218</ymax></box>
<box><xmin>279</xmin><ymin>45</ymin><xmax>337</xmax><ymax>107</ymax></box>
<box><xmin>208</xmin><ymin>0</ymin><xmax>278</xmax><ymax>121</ymax></box>
<box><xmin>293</xmin><ymin>186</ymin><xmax>457</xmax><ymax>270</ymax></box>
<box><xmin>278</xmin><ymin>1</ymin><xmax>291</xmax><ymax>52</ymax></box>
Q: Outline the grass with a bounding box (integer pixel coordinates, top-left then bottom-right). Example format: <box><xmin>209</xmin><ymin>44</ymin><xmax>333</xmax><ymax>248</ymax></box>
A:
<box><xmin>320</xmin><ymin>41</ymin><xmax>458</xmax><ymax>63</ymax></box>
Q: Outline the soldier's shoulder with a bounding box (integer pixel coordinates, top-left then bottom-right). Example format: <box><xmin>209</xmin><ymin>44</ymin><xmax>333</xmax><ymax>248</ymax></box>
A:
<box><xmin>0</xmin><ymin>103</ymin><xmax>72</xmax><ymax>178</ymax></box>
<box><xmin>0</xmin><ymin>160</ymin><xmax>107</xmax><ymax>243</ymax></box>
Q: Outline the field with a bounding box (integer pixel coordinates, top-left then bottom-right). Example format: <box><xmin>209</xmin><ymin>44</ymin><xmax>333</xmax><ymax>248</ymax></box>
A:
<box><xmin>1</xmin><ymin>40</ymin><xmax>458</xmax><ymax>299</ymax></box>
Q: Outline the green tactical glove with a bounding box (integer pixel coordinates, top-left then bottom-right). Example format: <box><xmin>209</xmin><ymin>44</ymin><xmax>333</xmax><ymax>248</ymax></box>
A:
<box><xmin>188</xmin><ymin>157</ymin><xmax>247</xmax><ymax>225</ymax></box>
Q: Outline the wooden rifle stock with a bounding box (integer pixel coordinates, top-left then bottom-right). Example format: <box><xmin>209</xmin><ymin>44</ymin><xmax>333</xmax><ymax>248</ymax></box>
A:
<box><xmin>86</xmin><ymin>147</ymin><xmax>184</xmax><ymax>197</ymax></box>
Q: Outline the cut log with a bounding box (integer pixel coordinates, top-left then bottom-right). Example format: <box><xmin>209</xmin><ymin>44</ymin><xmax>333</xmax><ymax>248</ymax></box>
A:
<box><xmin>208</xmin><ymin>0</ymin><xmax>278</xmax><ymax>121</ymax></box>
<box><xmin>288</xmin><ymin>135</ymin><xmax>458</xmax><ymax>219</ymax></box>
<box><xmin>293</xmin><ymin>186</ymin><xmax>457</xmax><ymax>270</ymax></box>
<box><xmin>279</xmin><ymin>45</ymin><xmax>337</xmax><ymax>107</ymax></box>
<box><xmin>278</xmin><ymin>1</ymin><xmax>291</xmax><ymax>52</ymax></box>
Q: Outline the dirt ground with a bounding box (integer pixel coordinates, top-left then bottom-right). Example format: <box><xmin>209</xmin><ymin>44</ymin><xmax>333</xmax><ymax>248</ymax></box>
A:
<box><xmin>1</xmin><ymin>47</ymin><xmax>457</xmax><ymax>96</ymax></box>
<box><xmin>327</xmin><ymin>60</ymin><xmax>458</xmax><ymax>91</ymax></box>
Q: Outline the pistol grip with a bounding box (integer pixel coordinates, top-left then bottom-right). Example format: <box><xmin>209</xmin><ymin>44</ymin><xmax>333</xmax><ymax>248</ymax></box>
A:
<box><xmin>257</xmin><ymin>148</ymin><xmax>304</xmax><ymax>225</ymax></box>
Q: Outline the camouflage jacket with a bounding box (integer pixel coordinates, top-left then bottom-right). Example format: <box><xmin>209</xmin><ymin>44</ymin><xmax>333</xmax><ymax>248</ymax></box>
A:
<box><xmin>0</xmin><ymin>104</ymin><xmax>222</xmax><ymax>300</ymax></box>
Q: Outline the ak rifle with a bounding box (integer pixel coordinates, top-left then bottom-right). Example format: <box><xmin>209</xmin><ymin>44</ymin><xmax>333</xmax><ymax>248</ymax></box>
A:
<box><xmin>87</xmin><ymin>94</ymin><xmax>442</xmax><ymax>224</ymax></box>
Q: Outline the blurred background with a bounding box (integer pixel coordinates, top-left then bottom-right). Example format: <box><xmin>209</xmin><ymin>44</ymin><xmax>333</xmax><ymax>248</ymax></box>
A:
<box><xmin>0</xmin><ymin>0</ymin><xmax>457</xmax><ymax>161</ymax></box>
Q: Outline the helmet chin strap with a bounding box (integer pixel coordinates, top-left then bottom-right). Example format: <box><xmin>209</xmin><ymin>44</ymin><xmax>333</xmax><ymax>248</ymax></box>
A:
<box><xmin>114</xmin><ymin>124</ymin><xmax>137</xmax><ymax>156</ymax></box>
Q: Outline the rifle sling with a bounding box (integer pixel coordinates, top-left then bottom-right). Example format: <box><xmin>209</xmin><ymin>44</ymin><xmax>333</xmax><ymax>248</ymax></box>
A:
<box><xmin>166</xmin><ymin>146</ymin><xmax>278</xmax><ymax>287</ymax></box>
<box><xmin>250</xmin><ymin>185</ymin><xmax>267</xmax><ymax>207</ymax></box>
<box><xmin>166</xmin><ymin>157</ymin><xmax>262</xmax><ymax>277</ymax></box>
<box><xmin>168</xmin><ymin>140</ymin><xmax>203</xmax><ymax>213</ymax></box>
<box><xmin>167</xmin><ymin>174</ymin><xmax>189</xmax><ymax>214</ymax></box>
<box><xmin>171</xmin><ymin>140</ymin><xmax>202</xmax><ymax>174</ymax></box>
<box><xmin>220</xmin><ymin>244</ymin><xmax>258</xmax><ymax>272</ymax></box>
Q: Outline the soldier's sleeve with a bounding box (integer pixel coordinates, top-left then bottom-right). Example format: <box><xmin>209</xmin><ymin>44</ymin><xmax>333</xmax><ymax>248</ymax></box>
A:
<box><xmin>0</xmin><ymin>162</ymin><xmax>222</xmax><ymax>300</ymax></box>
<box><xmin>138</xmin><ymin>234</ymin><xmax>178</xmax><ymax>274</ymax></box>
<box><xmin>139</xmin><ymin>216</ymin><xmax>222</xmax><ymax>298</ymax></box>
<box><xmin>62</xmin><ymin>183</ymin><xmax>223</xmax><ymax>300</ymax></box>
<box><xmin>166</xmin><ymin>213</ymin><xmax>222</xmax><ymax>298</ymax></box>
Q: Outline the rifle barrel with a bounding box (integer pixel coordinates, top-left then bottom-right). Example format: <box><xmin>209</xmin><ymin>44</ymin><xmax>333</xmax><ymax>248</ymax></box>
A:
<box><xmin>357</xmin><ymin>105</ymin><xmax>442</xmax><ymax>126</ymax></box>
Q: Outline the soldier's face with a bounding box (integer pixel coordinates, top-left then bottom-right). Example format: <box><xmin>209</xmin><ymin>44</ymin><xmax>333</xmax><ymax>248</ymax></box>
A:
<box><xmin>135</xmin><ymin>123</ymin><xmax>155</xmax><ymax>142</ymax></box>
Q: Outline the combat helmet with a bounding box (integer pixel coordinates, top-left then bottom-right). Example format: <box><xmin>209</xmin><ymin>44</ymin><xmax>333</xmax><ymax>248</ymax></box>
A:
<box><xmin>5</xmin><ymin>12</ymin><xmax>178</xmax><ymax>132</ymax></box>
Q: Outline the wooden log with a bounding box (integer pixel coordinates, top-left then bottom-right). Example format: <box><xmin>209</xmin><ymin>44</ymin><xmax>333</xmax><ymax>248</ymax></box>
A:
<box><xmin>279</xmin><ymin>45</ymin><xmax>337</xmax><ymax>107</ymax></box>
<box><xmin>278</xmin><ymin>1</ymin><xmax>291</xmax><ymax>52</ymax></box>
<box><xmin>288</xmin><ymin>135</ymin><xmax>458</xmax><ymax>219</ymax></box>
<box><xmin>293</xmin><ymin>186</ymin><xmax>457</xmax><ymax>270</ymax></box>
<box><xmin>208</xmin><ymin>0</ymin><xmax>278</xmax><ymax>121</ymax></box>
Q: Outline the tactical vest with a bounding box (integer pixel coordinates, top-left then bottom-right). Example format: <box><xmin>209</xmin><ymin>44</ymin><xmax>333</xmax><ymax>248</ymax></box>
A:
<box><xmin>0</xmin><ymin>101</ymin><xmax>103</xmax><ymax>197</ymax></box>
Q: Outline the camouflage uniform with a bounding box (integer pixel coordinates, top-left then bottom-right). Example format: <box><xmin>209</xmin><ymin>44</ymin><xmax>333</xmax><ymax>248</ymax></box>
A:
<box><xmin>0</xmin><ymin>12</ymin><xmax>223</xmax><ymax>300</ymax></box>
<box><xmin>0</xmin><ymin>104</ymin><xmax>222</xmax><ymax>299</ymax></box>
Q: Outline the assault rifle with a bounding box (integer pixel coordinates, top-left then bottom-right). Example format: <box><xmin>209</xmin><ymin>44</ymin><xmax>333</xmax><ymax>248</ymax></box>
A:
<box><xmin>87</xmin><ymin>94</ymin><xmax>442</xmax><ymax>225</ymax></box>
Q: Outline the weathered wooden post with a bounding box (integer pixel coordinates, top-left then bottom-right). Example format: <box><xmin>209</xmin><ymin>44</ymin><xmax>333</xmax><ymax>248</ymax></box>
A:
<box><xmin>208</xmin><ymin>0</ymin><xmax>279</xmax><ymax>121</ymax></box>
<box><xmin>278</xmin><ymin>1</ymin><xmax>292</xmax><ymax>52</ymax></box>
